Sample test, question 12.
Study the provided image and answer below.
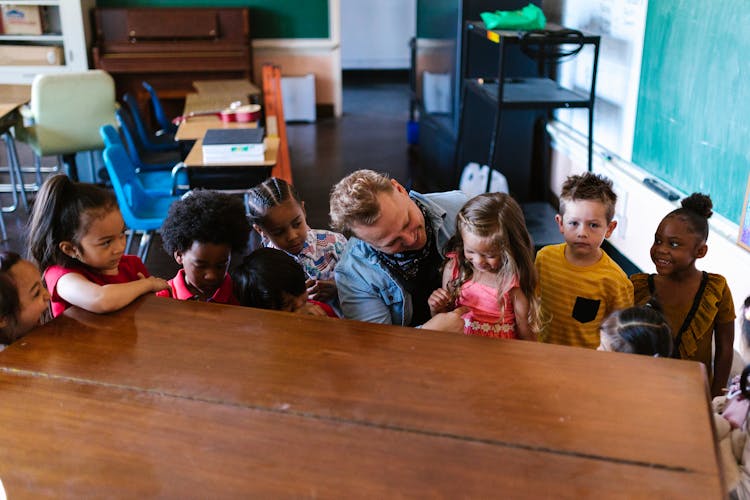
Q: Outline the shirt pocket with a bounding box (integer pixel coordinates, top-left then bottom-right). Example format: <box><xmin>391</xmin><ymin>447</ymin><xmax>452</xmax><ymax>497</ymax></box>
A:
<box><xmin>572</xmin><ymin>297</ymin><xmax>601</xmax><ymax>324</ymax></box>
<box><xmin>377</xmin><ymin>283</ymin><xmax>401</xmax><ymax>306</ymax></box>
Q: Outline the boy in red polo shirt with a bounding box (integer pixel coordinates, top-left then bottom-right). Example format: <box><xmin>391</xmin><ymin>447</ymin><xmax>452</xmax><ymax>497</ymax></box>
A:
<box><xmin>157</xmin><ymin>190</ymin><xmax>251</xmax><ymax>304</ymax></box>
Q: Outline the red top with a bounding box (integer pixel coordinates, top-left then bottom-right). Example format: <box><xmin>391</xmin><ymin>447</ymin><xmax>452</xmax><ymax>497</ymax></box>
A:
<box><xmin>309</xmin><ymin>299</ymin><xmax>338</xmax><ymax>318</ymax></box>
<box><xmin>156</xmin><ymin>269</ymin><xmax>239</xmax><ymax>305</ymax></box>
<box><xmin>44</xmin><ymin>255</ymin><xmax>149</xmax><ymax>318</ymax></box>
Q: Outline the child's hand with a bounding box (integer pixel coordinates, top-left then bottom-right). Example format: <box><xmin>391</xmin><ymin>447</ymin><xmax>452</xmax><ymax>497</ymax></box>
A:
<box><xmin>428</xmin><ymin>287</ymin><xmax>452</xmax><ymax>316</ymax></box>
<box><xmin>137</xmin><ymin>273</ymin><xmax>169</xmax><ymax>292</ymax></box>
<box><xmin>306</xmin><ymin>278</ymin><xmax>337</xmax><ymax>303</ymax></box>
<box><xmin>422</xmin><ymin>306</ymin><xmax>469</xmax><ymax>333</ymax></box>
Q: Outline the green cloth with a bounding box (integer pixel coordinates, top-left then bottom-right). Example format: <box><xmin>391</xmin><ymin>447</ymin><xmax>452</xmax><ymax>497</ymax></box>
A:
<box><xmin>480</xmin><ymin>3</ymin><xmax>546</xmax><ymax>31</ymax></box>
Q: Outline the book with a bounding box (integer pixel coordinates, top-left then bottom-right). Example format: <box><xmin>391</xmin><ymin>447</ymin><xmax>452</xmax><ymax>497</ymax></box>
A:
<box><xmin>202</xmin><ymin>128</ymin><xmax>266</xmax><ymax>163</ymax></box>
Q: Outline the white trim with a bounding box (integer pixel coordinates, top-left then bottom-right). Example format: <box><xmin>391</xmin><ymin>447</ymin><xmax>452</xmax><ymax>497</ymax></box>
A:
<box><xmin>252</xmin><ymin>39</ymin><xmax>339</xmax><ymax>51</ymax></box>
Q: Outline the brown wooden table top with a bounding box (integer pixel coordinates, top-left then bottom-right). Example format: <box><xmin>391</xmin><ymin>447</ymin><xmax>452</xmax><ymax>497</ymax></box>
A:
<box><xmin>192</xmin><ymin>78</ymin><xmax>261</xmax><ymax>97</ymax></box>
<box><xmin>0</xmin><ymin>295</ymin><xmax>723</xmax><ymax>496</ymax></box>
<box><xmin>0</xmin><ymin>371</ymin><xmax>718</xmax><ymax>498</ymax></box>
<box><xmin>175</xmin><ymin>113</ymin><xmax>258</xmax><ymax>141</ymax></box>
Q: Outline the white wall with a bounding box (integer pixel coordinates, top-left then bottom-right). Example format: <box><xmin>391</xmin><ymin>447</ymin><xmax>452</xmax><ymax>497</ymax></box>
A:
<box><xmin>340</xmin><ymin>0</ymin><xmax>416</xmax><ymax>69</ymax></box>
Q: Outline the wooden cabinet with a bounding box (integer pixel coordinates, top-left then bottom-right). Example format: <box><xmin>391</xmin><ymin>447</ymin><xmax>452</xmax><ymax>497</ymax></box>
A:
<box><xmin>0</xmin><ymin>0</ymin><xmax>95</xmax><ymax>84</ymax></box>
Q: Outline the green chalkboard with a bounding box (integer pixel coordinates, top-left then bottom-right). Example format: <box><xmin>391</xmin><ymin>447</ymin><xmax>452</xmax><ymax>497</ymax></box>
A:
<box><xmin>96</xmin><ymin>0</ymin><xmax>329</xmax><ymax>39</ymax></box>
<box><xmin>633</xmin><ymin>0</ymin><xmax>749</xmax><ymax>223</ymax></box>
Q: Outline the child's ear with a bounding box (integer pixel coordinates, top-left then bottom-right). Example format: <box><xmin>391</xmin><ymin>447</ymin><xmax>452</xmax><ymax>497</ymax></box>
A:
<box><xmin>174</xmin><ymin>251</ymin><xmax>184</xmax><ymax>265</ymax></box>
<box><xmin>554</xmin><ymin>214</ymin><xmax>564</xmax><ymax>234</ymax></box>
<box><xmin>604</xmin><ymin>220</ymin><xmax>618</xmax><ymax>239</ymax></box>
<box><xmin>0</xmin><ymin>315</ymin><xmax>8</xmax><ymax>330</ymax></box>
<box><xmin>695</xmin><ymin>242</ymin><xmax>708</xmax><ymax>259</ymax></box>
<box><xmin>59</xmin><ymin>241</ymin><xmax>78</xmax><ymax>259</ymax></box>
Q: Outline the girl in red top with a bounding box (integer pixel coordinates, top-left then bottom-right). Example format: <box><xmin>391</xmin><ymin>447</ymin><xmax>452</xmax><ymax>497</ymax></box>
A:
<box><xmin>232</xmin><ymin>247</ymin><xmax>337</xmax><ymax>317</ymax></box>
<box><xmin>26</xmin><ymin>175</ymin><xmax>168</xmax><ymax>317</ymax></box>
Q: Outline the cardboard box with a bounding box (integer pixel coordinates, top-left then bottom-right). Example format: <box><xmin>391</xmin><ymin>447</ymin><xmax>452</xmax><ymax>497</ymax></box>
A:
<box><xmin>1</xmin><ymin>5</ymin><xmax>43</xmax><ymax>35</ymax></box>
<box><xmin>0</xmin><ymin>45</ymin><xmax>63</xmax><ymax>66</ymax></box>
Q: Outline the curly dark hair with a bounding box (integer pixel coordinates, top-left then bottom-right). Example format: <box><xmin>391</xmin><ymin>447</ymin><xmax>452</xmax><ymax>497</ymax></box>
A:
<box><xmin>161</xmin><ymin>190</ymin><xmax>251</xmax><ymax>255</ymax></box>
<box><xmin>665</xmin><ymin>192</ymin><xmax>713</xmax><ymax>242</ymax></box>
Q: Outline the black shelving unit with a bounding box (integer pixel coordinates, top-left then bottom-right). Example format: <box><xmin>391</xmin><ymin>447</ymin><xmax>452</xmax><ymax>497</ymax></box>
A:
<box><xmin>456</xmin><ymin>22</ymin><xmax>600</xmax><ymax>199</ymax></box>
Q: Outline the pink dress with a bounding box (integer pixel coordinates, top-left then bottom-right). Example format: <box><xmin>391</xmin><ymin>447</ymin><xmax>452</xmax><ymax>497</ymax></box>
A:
<box><xmin>448</xmin><ymin>253</ymin><xmax>518</xmax><ymax>339</ymax></box>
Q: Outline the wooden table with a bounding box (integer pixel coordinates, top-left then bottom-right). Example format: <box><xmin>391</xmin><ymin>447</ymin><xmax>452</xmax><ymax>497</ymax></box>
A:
<box><xmin>0</xmin><ymin>295</ymin><xmax>724</xmax><ymax>497</ymax></box>
<box><xmin>192</xmin><ymin>78</ymin><xmax>261</xmax><ymax>99</ymax></box>
<box><xmin>175</xmin><ymin>113</ymin><xmax>258</xmax><ymax>141</ymax></box>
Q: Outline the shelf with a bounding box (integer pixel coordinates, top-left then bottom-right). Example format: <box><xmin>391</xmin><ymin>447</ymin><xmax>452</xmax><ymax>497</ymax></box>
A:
<box><xmin>0</xmin><ymin>35</ymin><xmax>63</xmax><ymax>42</ymax></box>
<box><xmin>466</xmin><ymin>78</ymin><xmax>591</xmax><ymax>109</ymax></box>
<box><xmin>467</xmin><ymin>21</ymin><xmax>600</xmax><ymax>45</ymax></box>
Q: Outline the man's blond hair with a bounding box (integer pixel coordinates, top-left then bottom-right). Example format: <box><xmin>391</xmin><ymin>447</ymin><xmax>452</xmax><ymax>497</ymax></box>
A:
<box><xmin>329</xmin><ymin>169</ymin><xmax>395</xmax><ymax>237</ymax></box>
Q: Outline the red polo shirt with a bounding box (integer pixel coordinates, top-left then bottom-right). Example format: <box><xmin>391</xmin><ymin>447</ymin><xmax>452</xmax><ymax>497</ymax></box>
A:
<box><xmin>156</xmin><ymin>269</ymin><xmax>239</xmax><ymax>305</ymax></box>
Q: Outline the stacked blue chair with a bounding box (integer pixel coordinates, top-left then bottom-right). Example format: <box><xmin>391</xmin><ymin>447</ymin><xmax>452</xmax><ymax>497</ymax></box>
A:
<box><xmin>115</xmin><ymin>107</ymin><xmax>181</xmax><ymax>172</ymax></box>
<box><xmin>102</xmin><ymin>143</ymin><xmax>182</xmax><ymax>260</ymax></box>
<box><xmin>100</xmin><ymin>125</ymin><xmax>188</xmax><ymax>195</ymax></box>
<box><xmin>142</xmin><ymin>81</ymin><xmax>178</xmax><ymax>136</ymax></box>
<box><xmin>122</xmin><ymin>93</ymin><xmax>180</xmax><ymax>153</ymax></box>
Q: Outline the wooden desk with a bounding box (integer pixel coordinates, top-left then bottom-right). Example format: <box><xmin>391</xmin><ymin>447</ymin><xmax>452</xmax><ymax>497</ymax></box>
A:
<box><xmin>0</xmin><ymin>295</ymin><xmax>724</xmax><ymax>497</ymax></box>
<box><xmin>192</xmin><ymin>78</ymin><xmax>261</xmax><ymax>98</ymax></box>
<box><xmin>175</xmin><ymin>114</ymin><xmax>258</xmax><ymax>141</ymax></box>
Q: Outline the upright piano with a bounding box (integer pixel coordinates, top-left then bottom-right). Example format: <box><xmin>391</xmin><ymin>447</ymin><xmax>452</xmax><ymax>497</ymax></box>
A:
<box><xmin>92</xmin><ymin>7</ymin><xmax>253</xmax><ymax>114</ymax></box>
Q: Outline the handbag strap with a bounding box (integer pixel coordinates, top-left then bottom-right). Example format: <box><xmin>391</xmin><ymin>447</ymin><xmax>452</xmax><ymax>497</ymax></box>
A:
<box><xmin>649</xmin><ymin>272</ymin><xmax>708</xmax><ymax>358</ymax></box>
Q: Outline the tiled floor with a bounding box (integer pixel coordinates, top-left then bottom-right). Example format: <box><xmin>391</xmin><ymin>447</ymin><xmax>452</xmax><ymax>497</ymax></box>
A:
<box><xmin>0</xmin><ymin>70</ymin><xmax>416</xmax><ymax>279</ymax></box>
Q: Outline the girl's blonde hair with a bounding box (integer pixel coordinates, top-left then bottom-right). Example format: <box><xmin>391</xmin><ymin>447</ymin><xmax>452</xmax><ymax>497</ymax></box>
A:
<box><xmin>448</xmin><ymin>192</ymin><xmax>541</xmax><ymax>334</ymax></box>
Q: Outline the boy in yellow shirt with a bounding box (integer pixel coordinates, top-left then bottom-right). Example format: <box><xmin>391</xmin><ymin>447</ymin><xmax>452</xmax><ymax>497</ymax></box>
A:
<box><xmin>535</xmin><ymin>172</ymin><xmax>633</xmax><ymax>348</ymax></box>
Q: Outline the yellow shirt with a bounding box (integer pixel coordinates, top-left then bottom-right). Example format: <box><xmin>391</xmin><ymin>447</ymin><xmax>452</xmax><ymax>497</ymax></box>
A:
<box><xmin>631</xmin><ymin>272</ymin><xmax>735</xmax><ymax>368</ymax></box>
<box><xmin>535</xmin><ymin>243</ymin><xmax>634</xmax><ymax>348</ymax></box>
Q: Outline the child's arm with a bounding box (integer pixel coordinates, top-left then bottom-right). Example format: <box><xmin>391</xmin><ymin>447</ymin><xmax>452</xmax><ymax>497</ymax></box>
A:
<box><xmin>56</xmin><ymin>272</ymin><xmax>169</xmax><ymax>314</ymax></box>
<box><xmin>510</xmin><ymin>288</ymin><xmax>536</xmax><ymax>341</ymax></box>
<box><xmin>428</xmin><ymin>259</ymin><xmax>456</xmax><ymax>316</ymax></box>
<box><xmin>711</xmin><ymin>320</ymin><xmax>735</xmax><ymax>398</ymax></box>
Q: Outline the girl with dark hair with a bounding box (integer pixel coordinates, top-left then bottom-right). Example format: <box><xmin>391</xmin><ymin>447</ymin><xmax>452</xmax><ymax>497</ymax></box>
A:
<box><xmin>598</xmin><ymin>303</ymin><xmax>673</xmax><ymax>357</ymax></box>
<box><xmin>0</xmin><ymin>251</ymin><xmax>50</xmax><ymax>347</ymax></box>
<box><xmin>630</xmin><ymin>193</ymin><xmax>735</xmax><ymax>397</ymax></box>
<box><xmin>26</xmin><ymin>175</ymin><xmax>168</xmax><ymax>317</ymax></box>
<box><xmin>232</xmin><ymin>247</ymin><xmax>337</xmax><ymax>317</ymax></box>
<box><xmin>246</xmin><ymin>177</ymin><xmax>346</xmax><ymax>313</ymax></box>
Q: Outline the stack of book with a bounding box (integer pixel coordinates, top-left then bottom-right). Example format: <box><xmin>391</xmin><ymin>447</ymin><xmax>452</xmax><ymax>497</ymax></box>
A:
<box><xmin>201</xmin><ymin>127</ymin><xmax>266</xmax><ymax>164</ymax></box>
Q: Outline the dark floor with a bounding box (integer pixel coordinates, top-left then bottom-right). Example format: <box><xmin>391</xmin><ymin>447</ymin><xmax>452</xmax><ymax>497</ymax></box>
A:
<box><xmin>0</xmin><ymin>70</ymin><xmax>416</xmax><ymax>279</ymax></box>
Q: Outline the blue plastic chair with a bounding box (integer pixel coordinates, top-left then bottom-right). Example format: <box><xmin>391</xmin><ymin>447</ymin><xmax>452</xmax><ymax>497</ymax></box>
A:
<box><xmin>142</xmin><ymin>81</ymin><xmax>178</xmax><ymax>136</ymax></box>
<box><xmin>115</xmin><ymin>107</ymin><xmax>181</xmax><ymax>172</ymax></box>
<box><xmin>122</xmin><ymin>92</ymin><xmax>180</xmax><ymax>153</ymax></box>
<box><xmin>103</xmin><ymin>143</ymin><xmax>182</xmax><ymax>260</ymax></box>
<box><xmin>100</xmin><ymin>125</ymin><xmax>188</xmax><ymax>195</ymax></box>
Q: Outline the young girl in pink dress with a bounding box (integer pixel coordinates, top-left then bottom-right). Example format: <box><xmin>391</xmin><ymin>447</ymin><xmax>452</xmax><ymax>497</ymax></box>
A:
<box><xmin>428</xmin><ymin>192</ymin><xmax>540</xmax><ymax>340</ymax></box>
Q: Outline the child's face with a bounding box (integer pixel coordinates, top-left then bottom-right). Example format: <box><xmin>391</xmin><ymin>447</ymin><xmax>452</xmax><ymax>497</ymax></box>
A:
<box><xmin>8</xmin><ymin>260</ymin><xmax>50</xmax><ymax>337</ymax></box>
<box><xmin>461</xmin><ymin>230</ymin><xmax>502</xmax><ymax>274</ymax></box>
<box><xmin>650</xmin><ymin>216</ymin><xmax>706</xmax><ymax>276</ymax></box>
<box><xmin>175</xmin><ymin>241</ymin><xmax>232</xmax><ymax>298</ymax></box>
<box><xmin>555</xmin><ymin>200</ymin><xmax>616</xmax><ymax>263</ymax></box>
<box><xmin>63</xmin><ymin>209</ymin><xmax>127</xmax><ymax>275</ymax></box>
<box><xmin>280</xmin><ymin>291</ymin><xmax>308</xmax><ymax>312</ymax></box>
<box><xmin>255</xmin><ymin>199</ymin><xmax>310</xmax><ymax>255</ymax></box>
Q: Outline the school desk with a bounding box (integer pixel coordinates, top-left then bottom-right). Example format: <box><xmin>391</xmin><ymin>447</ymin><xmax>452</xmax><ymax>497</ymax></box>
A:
<box><xmin>0</xmin><ymin>295</ymin><xmax>724</xmax><ymax>497</ymax></box>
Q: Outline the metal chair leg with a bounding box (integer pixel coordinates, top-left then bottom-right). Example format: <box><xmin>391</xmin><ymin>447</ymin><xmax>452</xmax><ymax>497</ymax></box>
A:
<box><xmin>137</xmin><ymin>231</ymin><xmax>153</xmax><ymax>262</ymax></box>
